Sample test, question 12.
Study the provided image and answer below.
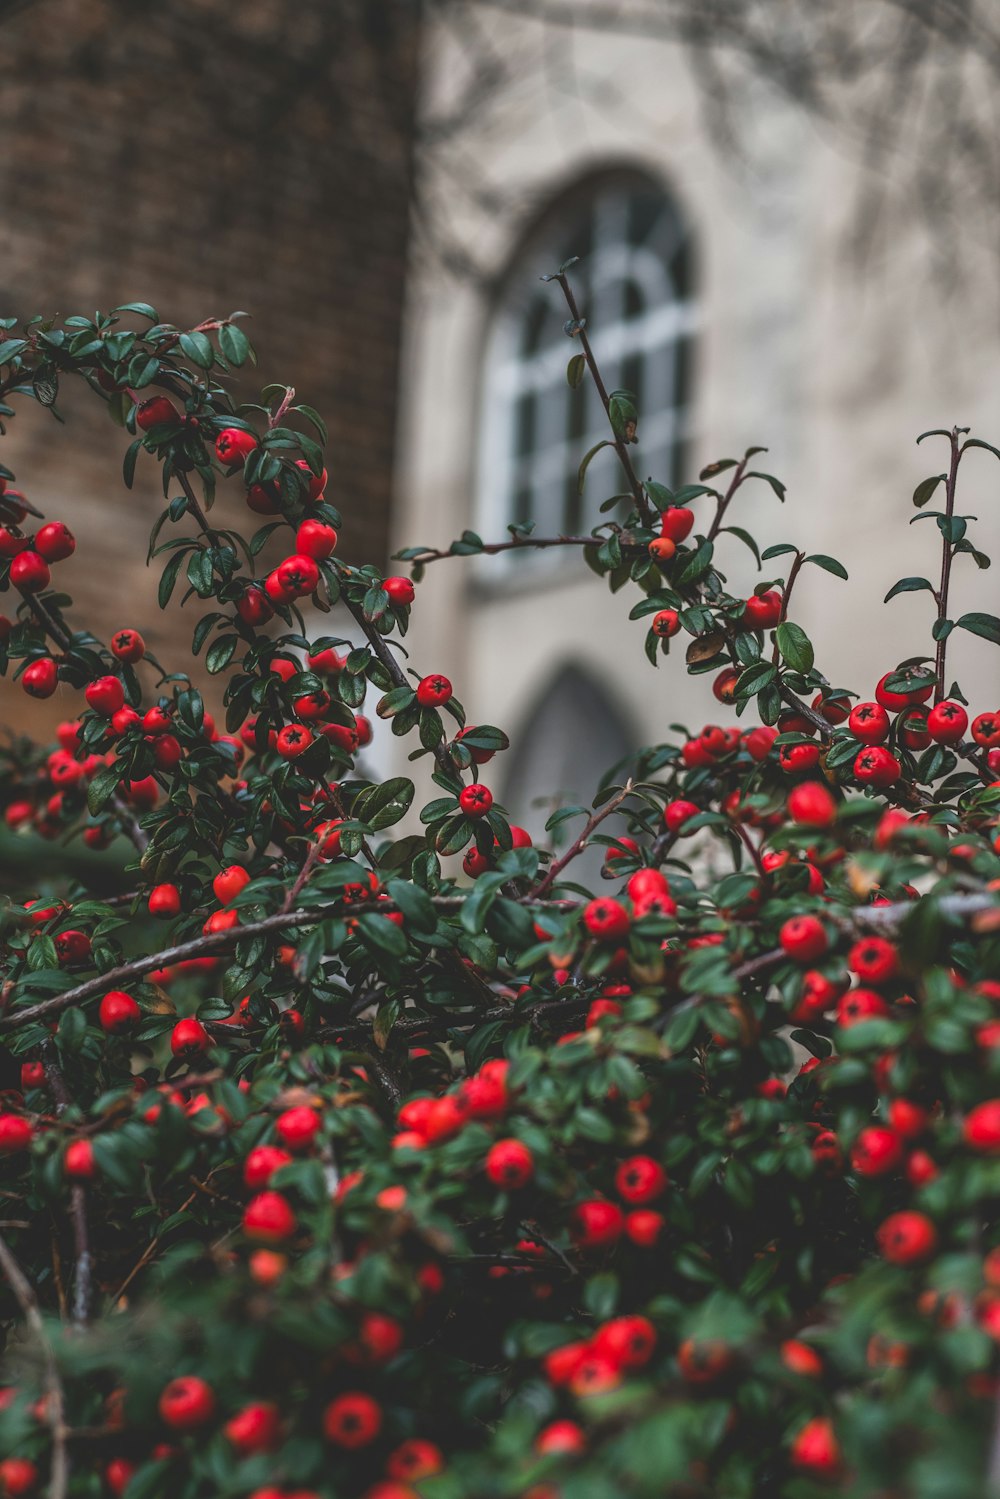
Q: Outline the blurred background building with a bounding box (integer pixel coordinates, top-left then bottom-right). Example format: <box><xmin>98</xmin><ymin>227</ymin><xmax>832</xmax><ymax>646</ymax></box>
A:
<box><xmin>3</xmin><ymin>0</ymin><xmax>1000</xmax><ymax>844</ymax></box>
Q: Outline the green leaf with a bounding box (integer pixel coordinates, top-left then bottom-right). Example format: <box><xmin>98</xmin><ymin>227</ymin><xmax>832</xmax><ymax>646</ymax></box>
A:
<box><xmin>353</xmin><ymin>777</ymin><xmax>415</xmax><ymax>831</ymax></box>
<box><xmin>735</xmin><ymin>661</ymin><xmax>777</xmax><ymax>697</ymax></box>
<box><xmin>385</xmin><ymin>879</ymin><xmax>437</xmax><ymax>933</ymax></box>
<box><xmin>775</xmin><ymin>621</ymin><xmax>814</xmax><ymax>673</ymax></box>
<box><xmin>806</xmin><ymin>553</ymin><xmax>848</xmax><ymax>580</ymax></box>
<box><xmin>0</xmin><ymin>338</ymin><xmax>28</xmax><ymax>365</ymax></box>
<box><xmin>913</xmin><ymin>474</ymin><xmax>945</xmax><ymax>508</ymax></box>
<box><xmin>885</xmin><ymin>576</ymin><xmax>935</xmax><ymax>603</ymax></box>
<box><xmin>219</xmin><ymin>323</ymin><xmax>251</xmax><ymax>367</ymax></box>
<box><xmin>721</xmin><ymin>526</ymin><xmax>761</xmax><ymax>568</ymax></box>
<box><xmin>157</xmin><ymin>548</ymin><xmax>188</xmax><ymax>609</ymax></box>
<box><xmin>179</xmin><ymin>331</ymin><xmax>214</xmax><ymax>368</ymax></box>
<box><xmin>205</xmin><ymin>635</ymin><xmax>239</xmax><ymax>674</ymax></box>
<box><xmin>566</xmin><ymin>353</ymin><xmax>586</xmax><ymax>388</ymax></box>
<box><xmin>577</xmin><ymin>439</ymin><xmax>613</xmax><ymax>494</ymax></box>
<box><xmin>956</xmin><ymin>611</ymin><xmax>1000</xmax><ymax>645</ymax></box>
<box><xmin>760</xmin><ymin>543</ymin><xmax>798</xmax><ymax>561</ymax></box>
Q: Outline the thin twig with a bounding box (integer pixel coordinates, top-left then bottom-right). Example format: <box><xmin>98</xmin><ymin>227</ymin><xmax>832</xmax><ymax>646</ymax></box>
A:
<box><xmin>530</xmin><ymin>780</ymin><xmax>635</xmax><ymax>898</ymax></box>
<box><xmin>0</xmin><ymin>1231</ymin><xmax>69</xmax><ymax>1499</ymax></box>
<box><xmin>933</xmin><ymin>426</ymin><xmax>966</xmax><ymax>703</ymax></box>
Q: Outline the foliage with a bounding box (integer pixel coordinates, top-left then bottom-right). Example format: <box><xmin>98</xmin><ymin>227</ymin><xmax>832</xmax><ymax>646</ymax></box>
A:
<box><xmin>1</xmin><ymin>285</ymin><xmax>1000</xmax><ymax>1499</ymax></box>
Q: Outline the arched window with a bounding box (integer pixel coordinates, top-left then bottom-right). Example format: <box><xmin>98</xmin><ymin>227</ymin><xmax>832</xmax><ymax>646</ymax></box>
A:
<box><xmin>477</xmin><ymin>170</ymin><xmax>696</xmax><ymax>564</ymax></box>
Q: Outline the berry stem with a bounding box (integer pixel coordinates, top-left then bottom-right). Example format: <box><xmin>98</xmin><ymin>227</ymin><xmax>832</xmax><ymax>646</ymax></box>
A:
<box><xmin>933</xmin><ymin>426</ymin><xmax>966</xmax><ymax>703</ymax></box>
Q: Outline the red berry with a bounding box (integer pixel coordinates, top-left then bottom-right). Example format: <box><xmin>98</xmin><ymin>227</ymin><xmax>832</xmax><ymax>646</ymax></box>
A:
<box><xmin>583</xmin><ymin>897</ymin><xmax>630</xmax><ymax>941</ymax></box>
<box><xmin>276</xmin><ymin>1106</ymin><xmax>322</xmax><ymax>1152</ymax></box>
<box><xmin>854</xmin><ymin>745</ymin><xmax>900</xmax><ymax>787</ymax></box>
<box><xmin>295</xmin><ymin>458</ymin><xmax>328</xmax><ymax>499</ymax></box>
<box><xmin>663</xmin><ymin>799</ymin><xmax>699</xmax><ymax>833</ymax></box>
<box><xmin>0</xmin><ymin>1115</ymin><xmax>33</xmax><ymax>1154</ymax></box>
<box><xmin>99</xmin><ymin>990</ymin><xmax>141</xmax><ymax>1033</ymax></box>
<box><xmin>136</xmin><ymin>395</ymin><xmax>180</xmax><ymax>431</ymax></box>
<box><xmin>215</xmin><ymin>427</ymin><xmax>258</xmax><ymax>465</ymax></box>
<box><xmin>625</xmin><ymin>1209</ymin><xmax>664</xmax><ymax>1246</ymax></box>
<box><xmin>836</xmin><ymin>987</ymin><xmax>890</xmax><ymax>1027</ymax></box>
<box><xmin>85</xmin><ymin>675</ymin><xmax>125</xmax><ymax>716</ymax></box>
<box><xmin>876</xmin><ymin>1210</ymin><xmax>937</xmax><ymax>1264</ymax></box>
<box><xmin>790</xmin><ymin>1417</ymin><xmax>841</xmax><ymax>1475</ymax></box>
<box><xmin>570</xmin><ymin>1199</ymin><xmax>624</xmax><ymax>1248</ymax></box>
<box><xmin>927</xmin><ymin>699</ymin><xmax>968</xmax><ymax>744</ymax></box>
<box><xmin>243</xmin><ymin>1190</ymin><xmax>297</xmax><ymax>1243</ymax></box>
<box><xmin>110</xmin><ymin>628</ymin><xmax>144</xmax><ymax>663</ymax></box>
<box><xmin>780</xmin><ymin>1340</ymin><xmax>823</xmax><ymax>1378</ymax></box>
<box><xmin>276</xmin><ymin>553</ymin><xmax>320</xmax><ymax>598</ymax></box>
<box><xmin>322</xmin><ymin>1391</ymin><xmax>382</xmax><ymax>1448</ymax></box>
<box><xmin>20</xmin><ymin>1061</ymin><xmax>45</xmax><ymax>1090</ymax></box>
<box><xmin>875</xmin><ymin>670</ymin><xmax>933</xmax><ymax>711</ymax></box>
<box><xmin>964</xmin><ymin>1100</ymin><xmax>1000</xmax><ymax>1153</ymax></box>
<box><xmin>22</xmin><ymin>658</ymin><xmax>59</xmax><ymax>699</ymax></box>
<box><xmin>459</xmin><ymin>783</ymin><xmax>493</xmax><ymax>818</ymax></box>
<box><xmin>971</xmin><ymin>712</ymin><xmax>1000</xmax><ymax>749</ymax></box>
<box><xmin>158</xmin><ymin>1375</ymin><xmax>216</xmax><ymax>1430</ymax></box>
<box><xmin>851</xmin><ymin>1126</ymin><xmax>903</xmax><ymax>1176</ymax></box>
<box><xmin>744</xmin><ymin>725</ymin><xmax>778</xmax><ymax>761</ymax></box>
<box><xmin>787</xmin><ymin>781</ymin><xmax>836</xmax><ymax>827</ymax></box>
<box><xmin>593</xmin><ymin>1314</ymin><xmax>657</xmax><ymax>1369</ymax></box>
<box><xmin>660</xmin><ymin>506</ymin><xmax>694</xmax><ymax>542</ymax></box>
<box><xmin>779</xmin><ymin>915</ymin><xmax>827</xmax><ymax>963</ymax></box>
<box><xmin>213</xmin><ymin>865</ymin><xmax>250</xmax><ymax>904</ymax></box>
<box><xmin>384</xmin><ymin>575</ymin><xmax>415</xmax><ymax>606</ymax></box>
<box><xmin>34</xmin><ymin>522</ymin><xmax>75</xmax><ymax>562</ymax></box>
<box><xmin>651</xmin><ymin>608</ymin><xmax>680</xmax><ymax>638</ymax></box>
<box><xmin>0</xmin><ymin>1458</ymin><xmax>40</xmax><ymax>1496</ymax></box>
<box><xmin>485</xmin><ymin>1138</ymin><xmax>533</xmax><ymax>1189</ymax></box>
<box><xmin>296</xmin><ymin>519</ymin><xmax>338</xmax><ymax>559</ymax></box>
<box><xmin>223</xmin><ymin>1401</ymin><xmax>282</xmax><ymax>1454</ymax></box>
<box><xmin>10</xmin><ymin>551</ymin><xmax>50</xmax><ymax>593</ymax></box>
<box><xmin>55</xmin><ymin>930</ymin><xmax>92</xmax><ymax>964</ymax></box>
<box><xmin>415</xmin><ymin>674</ymin><xmax>453</xmax><ymax>707</ymax></box>
<box><xmin>276</xmin><ymin>723</ymin><xmax>314</xmax><ymax>759</ymax></box>
<box><xmin>712</xmin><ymin>668</ymin><xmax>740</xmax><ymax>703</ymax></box>
<box><xmin>615</xmin><ymin>1154</ymin><xmax>667</xmax><ymax>1203</ymax></box>
<box><xmin>64</xmin><ymin>1139</ymin><xmax>96</xmax><ymax>1179</ymax></box>
<box><xmin>848</xmin><ymin>936</ymin><xmax>898</xmax><ymax>984</ymax></box>
<box><xmin>236</xmin><ymin>586</ymin><xmax>274</xmax><ymax>627</ymax></box>
<box><xmin>149</xmin><ymin>883</ymin><xmax>181</xmax><ymax>917</ymax></box>
<box><xmin>742</xmin><ymin>589</ymin><xmax>783</xmax><ymax>629</ymax></box>
<box><xmin>170</xmin><ymin>1018</ymin><xmax>210</xmax><ymax>1057</ymax></box>
<box><xmin>848</xmin><ymin>701</ymin><xmax>890</xmax><ymax>744</ymax></box>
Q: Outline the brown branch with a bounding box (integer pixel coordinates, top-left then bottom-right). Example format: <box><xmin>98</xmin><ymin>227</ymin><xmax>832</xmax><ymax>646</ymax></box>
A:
<box><xmin>933</xmin><ymin>426</ymin><xmax>966</xmax><ymax>703</ymax></box>
<box><xmin>554</xmin><ymin>272</ymin><xmax>653</xmax><ymax>527</ymax></box>
<box><xmin>530</xmin><ymin>780</ymin><xmax>636</xmax><ymax>898</ymax></box>
<box><xmin>42</xmin><ymin>1043</ymin><xmax>92</xmax><ymax>1326</ymax></box>
<box><xmin>400</xmin><ymin>533</ymin><xmax>641</xmax><ymax>566</ymax></box>
<box><xmin>0</xmin><ymin>1231</ymin><xmax>69</xmax><ymax>1499</ymax></box>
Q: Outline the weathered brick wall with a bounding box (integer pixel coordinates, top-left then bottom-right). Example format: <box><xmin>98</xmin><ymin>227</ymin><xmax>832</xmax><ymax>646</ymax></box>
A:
<box><xmin>0</xmin><ymin>0</ymin><xmax>420</xmax><ymax>736</ymax></box>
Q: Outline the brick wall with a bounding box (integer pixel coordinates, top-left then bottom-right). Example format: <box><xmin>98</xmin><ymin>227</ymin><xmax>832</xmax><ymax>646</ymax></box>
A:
<box><xmin>0</xmin><ymin>0</ymin><xmax>420</xmax><ymax>735</ymax></box>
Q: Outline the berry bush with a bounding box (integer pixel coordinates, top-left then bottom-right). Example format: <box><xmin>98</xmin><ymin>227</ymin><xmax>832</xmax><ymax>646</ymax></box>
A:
<box><xmin>2</xmin><ymin>276</ymin><xmax>1000</xmax><ymax>1499</ymax></box>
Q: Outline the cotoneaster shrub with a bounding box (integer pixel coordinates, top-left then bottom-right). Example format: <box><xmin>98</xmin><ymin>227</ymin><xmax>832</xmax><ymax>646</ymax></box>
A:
<box><xmin>1</xmin><ymin>274</ymin><xmax>1000</xmax><ymax>1499</ymax></box>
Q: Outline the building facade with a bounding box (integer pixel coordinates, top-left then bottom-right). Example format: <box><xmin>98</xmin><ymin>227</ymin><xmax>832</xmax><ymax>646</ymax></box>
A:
<box><xmin>391</xmin><ymin>5</ymin><xmax>1000</xmax><ymax>836</ymax></box>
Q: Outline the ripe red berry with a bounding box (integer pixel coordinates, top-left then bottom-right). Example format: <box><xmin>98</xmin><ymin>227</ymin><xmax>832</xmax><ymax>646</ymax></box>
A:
<box><xmin>744</xmin><ymin>725</ymin><xmax>778</xmax><ymax>761</ymax></box>
<box><xmin>963</xmin><ymin>1100</ymin><xmax>1000</xmax><ymax>1153</ymax></box>
<box><xmin>243</xmin><ymin>1190</ymin><xmax>297</xmax><ymax>1243</ymax></box>
<box><xmin>20</xmin><ymin>1061</ymin><xmax>46</xmax><ymax>1090</ymax></box>
<box><xmin>712</xmin><ymin>667</ymin><xmax>740</xmax><ymax>703</ymax></box>
<box><xmin>583</xmin><ymin>897</ymin><xmax>630</xmax><ymax>941</ymax></box>
<box><xmin>34</xmin><ymin>522</ymin><xmax>76</xmax><ymax>562</ymax></box>
<box><xmin>876</xmin><ymin>1210</ymin><xmax>937</xmax><ymax>1264</ymax></box>
<box><xmin>779</xmin><ymin>915</ymin><xmax>827</xmax><ymax>963</ymax></box>
<box><xmin>854</xmin><ymin>744</ymin><xmax>900</xmax><ymax>787</ymax></box>
<box><xmin>213</xmin><ymin>865</ymin><xmax>251</xmax><ymax>904</ymax></box>
<box><xmin>926</xmin><ymin>699</ymin><xmax>968</xmax><ymax>744</ymax></box>
<box><xmin>99</xmin><ymin>990</ymin><xmax>141</xmax><ymax>1033</ymax></box>
<box><xmin>0</xmin><ymin>1114</ymin><xmax>34</xmax><ymax>1153</ymax></box>
<box><xmin>663</xmin><ymin>799</ymin><xmax>699</xmax><ymax>833</ymax></box>
<box><xmin>971</xmin><ymin>712</ymin><xmax>1000</xmax><ymax>749</ymax></box>
<box><xmin>322</xmin><ymin>1391</ymin><xmax>382</xmax><ymax>1448</ymax></box>
<box><xmin>295</xmin><ymin>458</ymin><xmax>328</xmax><ymax>499</ymax></box>
<box><xmin>790</xmin><ymin>1416</ymin><xmax>841</xmax><ymax>1475</ymax></box>
<box><xmin>386</xmin><ymin>1438</ymin><xmax>444</xmax><ymax>1482</ymax></box>
<box><xmin>742</xmin><ymin>589</ymin><xmax>783</xmax><ymax>629</ymax></box>
<box><xmin>22</xmin><ymin>657</ymin><xmax>59</xmax><ymax>698</ymax></box>
<box><xmin>170</xmin><ymin>1017</ymin><xmax>210</xmax><ymax>1057</ymax></box>
<box><xmin>850</xmin><ymin>1126</ymin><xmax>904</xmax><ymax>1176</ymax></box>
<box><xmin>787</xmin><ymin>781</ymin><xmax>836</xmax><ymax>827</ymax></box>
<box><xmin>296</xmin><ymin>519</ymin><xmax>338</xmax><ymax>559</ymax></box>
<box><xmin>651</xmin><ymin>608</ymin><xmax>680</xmax><ymax>638</ymax></box>
<box><xmin>276</xmin><ymin>1106</ymin><xmax>322</xmax><ymax>1152</ymax></box>
<box><xmin>780</xmin><ymin>1340</ymin><xmax>823</xmax><ymax>1378</ymax></box>
<box><xmin>54</xmin><ymin>930</ymin><xmax>92</xmax><ymax>964</ymax></box>
<box><xmin>276</xmin><ymin>723</ymin><xmax>314</xmax><ymax>759</ymax></box>
<box><xmin>64</xmin><ymin>1139</ymin><xmax>96</xmax><ymax>1179</ymax></box>
<box><xmin>223</xmin><ymin>1401</ymin><xmax>282</xmax><ymax>1454</ymax></box>
<box><xmin>848</xmin><ymin>701</ymin><xmax>890</xmax><ymax>744</ymax></box>
<box><xmin>659</xmin><ymin>506</ymin><xmax>694</xmax><ymax>542</ymax></box>
<box><xmin>136</xmin><ymin>395</ymin><xmax>180</xmax><ymax>431</ymax></box>
<box><xmin>848</xmin><ymin>936</ymin><xmax>898</xmax><ymax>984</ymax></box>
<box><xmin>236</xmin><ymin>586</ymin><xmax>274</xmax><ymax>627</ymax></box>
<box><xmin>625</xmin><ymin>1209</ymin><xmax>664</xmax><ymax>1246</ymax></box>
<box><xmin>836</xmin><ymin>987</ymin><xmax>890</xmax><ymax>1027</ymax></box>
<box><xmin>384</xmin><ymin>575</ymin><xmax>416</xmax><ymax>606</ymax></box>
<box><xmin>158</xmin><ymin>1375</ymin><xmax>216</xmax><ymax>1430</ymax></box>
<box><xmin>10</xmin><ymin>550</ymin><xmax>50</xmax><ymax>593</ymax></box>
<box><xmin>85</xmin><ymin>675</ymin><xmax>125</xmax><ymax>716</ymax></box>
<box><xmin>416</xmin><ymin>674</ymin><xmax>453</xmax><ymax>707</ymax></box>
<box><xmin>485</xmin><ymin>1138</ymin><xmax>534</xmax><ymax>1189</ymax></box>
<box><xmin>215</xmin><ymin>427</ymin><xmax>258</xmax><ymax>465</ymax></box>
<box><xmin>148</xmin><ymin>883</ymin><xmax>181</xmax><ymax>917</ymax></box>
<box><xmin>0</xmin><ymin>1458</ymin><xmax>40</xmax><ymax>1496</ymax></box>
<box><xmin>570</xmin><ymin>1199</ymin><xmax>624</xmax><ymax>1248</ymax></box>
<box><xmin>142</xmin><ymin>706</ymin><xmax>172</xmax><ymax>736</ymax></box>
<box><xmin>593</xmin><ymin>1314</ymin><xmax>657</xmax><ymax>1369</ymax></box>
<box><xmin>459</xmin><ymin>783</ymin><xmax>493</xmax><ymax>818</ymax></box>
<box><xmin>276</xmin><ymin>553</ymin><xmax>320</xmax><ymax>598</ymax></box>
<box><xmin>110</xmin><ymin>628</ymin><xmax>144</xmax><ymax>663</ymax></box>
<box><xmin>615</xmin><ymin>1155</ymin><xmax>667</xmax><ymax>1204</ymax></box>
